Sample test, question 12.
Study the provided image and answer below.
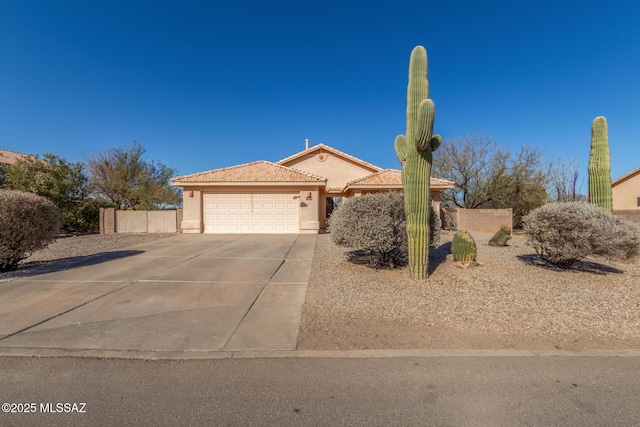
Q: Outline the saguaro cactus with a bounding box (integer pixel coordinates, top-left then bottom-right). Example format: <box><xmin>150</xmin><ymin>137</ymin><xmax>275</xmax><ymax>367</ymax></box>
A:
<box><xmin>588</xmin><ymin>116</ymin><xmax>612</xmax><ymax>212</ymax></box>
<box><xmin>394</xmin><ymin>45</ymin><xmax>442</xmax><ymax>279</ymax></box>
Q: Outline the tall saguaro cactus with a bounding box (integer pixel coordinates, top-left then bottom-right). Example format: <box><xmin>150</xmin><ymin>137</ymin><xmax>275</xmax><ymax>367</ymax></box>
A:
<box><xmin>394</xmin><ymin>45</ymin><xmax>442</xmax><ymax>279</ymax></box>
<box><xmin>588</xmin><ymin>116</ymin><xmax>612</xmax><ymax>212</ymax></box>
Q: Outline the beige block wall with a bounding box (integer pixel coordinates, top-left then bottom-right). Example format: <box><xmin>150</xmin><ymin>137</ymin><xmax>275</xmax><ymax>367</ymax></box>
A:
<box><xmin>457</xmin><ymin>208</ymin><xmax>513</xmax><ymax>233</ymax></box>
<box><xmin>612</xmin><ymin>176</ymin><xmax>640</xmax><ymax>210</ymax></box>
<box><xmin>613</xmin><ymin>210</ymin><xmax>640</xmax><ymax>229</ymax></box>
<box><xmin>100</xmin><ymin>208</ymin><xmax>116</xmax><ymax>234</ymax></box>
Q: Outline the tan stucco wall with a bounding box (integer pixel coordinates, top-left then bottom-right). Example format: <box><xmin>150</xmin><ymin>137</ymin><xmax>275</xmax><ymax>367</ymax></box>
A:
<box><xmin>281</xmin><ymin>152</ymin><xmax>378</xmax><ymax>190</ymax></box>
<box><xmin>299</xmin><ymin>188</ymin><xmax>321</xmax><ymax>233</ymax></box>
<box><xmin>612</xmin><ymin>174</ymin><xmax>640</xmax><ymax>210</ymax></box>
<box><xmin>180</xmin><ymin>187</ymin><xmax>203</xmax><ymax>233</ymax></box>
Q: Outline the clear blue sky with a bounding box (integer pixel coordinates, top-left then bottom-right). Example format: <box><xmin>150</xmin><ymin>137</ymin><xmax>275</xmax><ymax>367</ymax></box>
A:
<box><xmin>2</xmin><ymin>0</ymin><xmax>639</xmax><ymax>184</ymax></box>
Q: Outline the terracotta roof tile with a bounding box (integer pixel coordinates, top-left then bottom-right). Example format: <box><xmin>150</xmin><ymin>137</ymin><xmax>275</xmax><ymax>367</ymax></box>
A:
<box><xmin>346</xmin><ymin>169</ymin><xmax>455</xmax><ymax>189</ymax></box>
<box><xmin>171</xmin><ymin>161</ymin><xmax>326</xmax><ymax>185</ymax></box>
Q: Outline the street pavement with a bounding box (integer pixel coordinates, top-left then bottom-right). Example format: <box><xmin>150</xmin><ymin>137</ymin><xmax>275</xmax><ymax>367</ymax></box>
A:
<box><xmin>2</xmin><ymin>355</ymin><xmax>640</xmax><ymax>426</ymax></box>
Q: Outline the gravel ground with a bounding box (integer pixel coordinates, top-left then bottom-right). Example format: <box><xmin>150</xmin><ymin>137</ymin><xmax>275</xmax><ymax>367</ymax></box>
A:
<box><xmin>0</xmin><ymin>233</ymin><xmax>176</xmax><ymax>280</ymax></box>
<box><xmin>298</xmin><ymin>232</ymin><xmax>640</xmax><ymax>351</ymax></box>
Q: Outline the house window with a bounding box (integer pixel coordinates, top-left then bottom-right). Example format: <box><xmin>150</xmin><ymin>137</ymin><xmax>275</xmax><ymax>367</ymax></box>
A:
<box><xmin>637</xmin><ymin>197</ymin><xmax>640</xmax><ymax>207</ymax></box>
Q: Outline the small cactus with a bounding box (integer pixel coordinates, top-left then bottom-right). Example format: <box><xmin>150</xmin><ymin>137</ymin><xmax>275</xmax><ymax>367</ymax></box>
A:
<box><xmin>452</xmin><ymin>230</ymin><xmax>477</xmax><ymax>263</ymax></box>
<box><xmin>489</xmin><ymin>225</ymin><xmax>512</xmax><ymax>247</ymax></box>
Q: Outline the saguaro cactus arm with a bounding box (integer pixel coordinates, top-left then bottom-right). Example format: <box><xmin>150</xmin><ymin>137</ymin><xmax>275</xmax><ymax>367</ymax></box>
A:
<box><xmin>395</xmin><ymin>134</ymin><xmax>407</xmax><ymax>165</ymax></box>
<box><xmin>416</xmin><ymin>99</ymin><xmax>436</xmax><ymax>151</ymax></box>
<box><xmin>430</xmin><ymin>134</ymin><xmax>442</xmax><ymax>152</ymax></box>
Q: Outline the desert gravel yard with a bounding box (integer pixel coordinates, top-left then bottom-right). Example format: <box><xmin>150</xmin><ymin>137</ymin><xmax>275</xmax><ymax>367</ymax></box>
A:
<box><xmin>297</xmin><ymin>232</ymin><xmax>640</xmax><ymax>351</ymax></box>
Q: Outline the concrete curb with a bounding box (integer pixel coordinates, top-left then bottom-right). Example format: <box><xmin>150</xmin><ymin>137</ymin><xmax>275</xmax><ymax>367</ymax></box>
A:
<box><xmin>1</xmin><ymin>347</ymin><xmax>639</xmax><ymax>360</ymax></box>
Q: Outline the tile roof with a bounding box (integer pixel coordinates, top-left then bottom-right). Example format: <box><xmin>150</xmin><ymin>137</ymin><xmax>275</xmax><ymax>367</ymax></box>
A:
<box><xmin>430</xmin><ymin>176</ymin><xmax>457</xmax><ymax>189</ymax></box>
<box><xmin>171</xmin><ymin>161</ymin><xmax>326</xmax><ymax>185</ymax></box>
<box><xmin>277</xmin><ymin>143</ymin><xmax>382</xmax><ymax>172</ymax></box>
<box><xmin>347</xmin><ymin>169</ymin><xmax>403</xmax><ymax>188</ymax></box>
<box><xmin>0</xmin><ymin>149</ymin><xmax>30</xmax><ymax>165</ymax></box>
<box><xmin>346</xmin><ymin>169</ymin><xmax>455</xmax><ymax>189</ymax></box>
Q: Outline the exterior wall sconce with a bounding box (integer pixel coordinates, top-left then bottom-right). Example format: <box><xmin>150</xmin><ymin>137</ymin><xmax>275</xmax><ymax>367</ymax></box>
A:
<box><xmin>306</xmin><ymin>191</ymin><xmax>313</xmax><ymax>200</ymax></box>
<box><xmin>188</xmin><ymin>190</ymin><xmax>194</xmax><ymax>198</ymax></box>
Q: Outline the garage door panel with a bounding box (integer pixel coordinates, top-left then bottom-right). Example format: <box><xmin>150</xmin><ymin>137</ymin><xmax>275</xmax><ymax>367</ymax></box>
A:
<box><xmin>204</xmin><ymin>192</ymin><xmax>299</xmax><ymax>234</ymax></box>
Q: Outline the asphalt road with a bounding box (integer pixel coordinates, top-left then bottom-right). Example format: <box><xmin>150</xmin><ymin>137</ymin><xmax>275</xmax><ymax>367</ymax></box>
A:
<box><xmin>1</xmin><ymin>355</ymin><xmax>639</xmax><ymax>426</ymax></box>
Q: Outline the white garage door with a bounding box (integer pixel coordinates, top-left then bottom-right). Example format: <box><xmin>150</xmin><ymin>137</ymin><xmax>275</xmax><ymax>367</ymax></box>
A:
<box><xmin>203</xmin><ymin>192</ymin><xmax>299</xmax><ymax>233</ymax></box>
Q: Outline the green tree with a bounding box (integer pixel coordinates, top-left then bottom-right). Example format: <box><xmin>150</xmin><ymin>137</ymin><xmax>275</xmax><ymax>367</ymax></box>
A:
<box><xmin>85</xmin><ymin>142</ymin><xmax>181</xmax><ymax>210</ymax></box>
<box><xmin>3</xmin><ymin>154</ymin><xmax>100</xmax><ymax>232</ymax></box>
<box><xmin>432</xmin><ymin>133</ymin><xmax>549</xmax><ymax>226</ymax></box>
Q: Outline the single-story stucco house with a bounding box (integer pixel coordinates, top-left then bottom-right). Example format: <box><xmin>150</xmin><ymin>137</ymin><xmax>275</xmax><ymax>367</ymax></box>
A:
<box><xmin>612</xmin><ymin>166</ymin><xmax>640</xmax><ymax>210</ymax></box>
<box><xmin>171</xmin><ymin>142</ymin><xmax>455</xmax><ymax>234</ymax></box>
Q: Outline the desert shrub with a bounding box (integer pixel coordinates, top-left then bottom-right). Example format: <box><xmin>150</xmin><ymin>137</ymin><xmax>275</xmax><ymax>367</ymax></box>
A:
<box><xmin>522</xmin><ymin>202</ymin><xmax>640</xmax><ymax>268</ymax></box>
<box><xmin>0</xmin><ymin>190</ymin><xmax>60</xmax><ymax>272</ymax></box>
<box><xmin>329</xmin><ymin>192</ymin><xmax>407</xmax><ymax>267</ymax></box>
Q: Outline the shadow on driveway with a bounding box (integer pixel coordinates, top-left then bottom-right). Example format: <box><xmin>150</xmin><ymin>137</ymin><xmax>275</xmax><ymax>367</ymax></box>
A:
<box><xmin>0</xmin><ymin>250</ymin><xmax>144</xmax><ymax>281</ymax></box>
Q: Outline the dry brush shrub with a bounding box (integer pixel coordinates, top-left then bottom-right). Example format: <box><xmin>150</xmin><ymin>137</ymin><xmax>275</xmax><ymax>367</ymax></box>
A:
<box><xmin>0</xmin><ymin>190</ymin><xmax>60</xmax><ymax>272</ymax></box>
<box><xmin>522</xmin><ymin>201</ymin><xmax>640</xmax><ymax>268</ymax></box>
<box><xmin>329</xmin><ymin>192</ymin><xmax>408</xmax><ymax>267</ymax></box>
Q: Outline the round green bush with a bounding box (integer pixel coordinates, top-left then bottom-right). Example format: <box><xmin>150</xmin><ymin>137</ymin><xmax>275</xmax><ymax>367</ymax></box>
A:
<box><xmin>0</xmin><ymin>190</ymin><xmax>61</xmax><ymax>272</ymax></box>
<box><xmin>522</xmin><ymin>202</ymin><xmax>640</xmax><ymax>267</ymax></box>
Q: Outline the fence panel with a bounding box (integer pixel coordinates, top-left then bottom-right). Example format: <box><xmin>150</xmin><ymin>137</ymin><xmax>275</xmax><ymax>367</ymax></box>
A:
<box><xmin>116</xmin><ymin>211</ymin><xmax>148</xmax><ymax>233</ymax></box>
<box><xmin>101</xmin><ymin>209</ymin><xmax>180</xmax><ymax>234</ymax></box>
<box><xmin>148</xmin><ymin>211</ymin><xmax>178</xmax><ymax>233</ymax></box>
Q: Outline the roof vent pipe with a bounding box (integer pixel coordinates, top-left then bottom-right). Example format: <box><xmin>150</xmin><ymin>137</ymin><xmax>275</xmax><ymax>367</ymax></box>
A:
<box><xmin>305</xmin><ymin>138</ymin><xmax>309</xmax><ymax>150</ymax></box>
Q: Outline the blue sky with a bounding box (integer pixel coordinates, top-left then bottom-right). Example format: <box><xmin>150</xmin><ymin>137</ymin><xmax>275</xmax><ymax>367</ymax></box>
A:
<box><xmin>2</xmin><ymin>1</ymin><xmax>639</xmax><ymax>184</ymax></box>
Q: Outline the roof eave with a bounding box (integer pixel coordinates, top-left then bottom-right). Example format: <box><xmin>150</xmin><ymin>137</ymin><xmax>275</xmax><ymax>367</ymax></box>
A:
<box><xmin>612</xmin><ymin>167</ymin><xmax>640</xmax><ymax>187</ymax></box>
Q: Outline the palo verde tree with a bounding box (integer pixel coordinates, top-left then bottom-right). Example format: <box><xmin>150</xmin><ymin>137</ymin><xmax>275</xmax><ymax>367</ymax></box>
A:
<box><xmin>394</xmin><ymin>45</ymin><xmax>442</xmax><ymax>279</ymax></box>
<box><xmin>85</xmin><ymin>142</ymin><xmax>181</xmax><ymax>210</ymax></box>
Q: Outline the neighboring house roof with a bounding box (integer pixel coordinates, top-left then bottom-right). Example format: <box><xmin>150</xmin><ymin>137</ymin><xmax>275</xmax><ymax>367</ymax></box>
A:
<box><xmin>346</xmin><ymin>169</ymin><xmax>455</xmax><ymax>190</ymax></box>
<box><xmin>0</xmin><ymin>149</ymin><xmax>30</xmax><ymax>166</ymax></box>
<box><xmin>277</xmin><ymin>143</ymin><xmax>382</xmax><ymax>173</ymax></box>
<box><xmin>612</xmin><ymin>167</ymin><xmax>640</xmax><ymax>187</ymax></box>
<box><xmin>171</xmin><ymin>161</ymin><xmax>326</xmax><ymax>186</ymax></box>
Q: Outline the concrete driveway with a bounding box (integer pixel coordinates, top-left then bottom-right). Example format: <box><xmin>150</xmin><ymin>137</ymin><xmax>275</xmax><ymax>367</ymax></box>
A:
<box><xmin>0</xmin><ymin>234</ymin><xmax>315</xmax><ymax>356</ymax></box>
